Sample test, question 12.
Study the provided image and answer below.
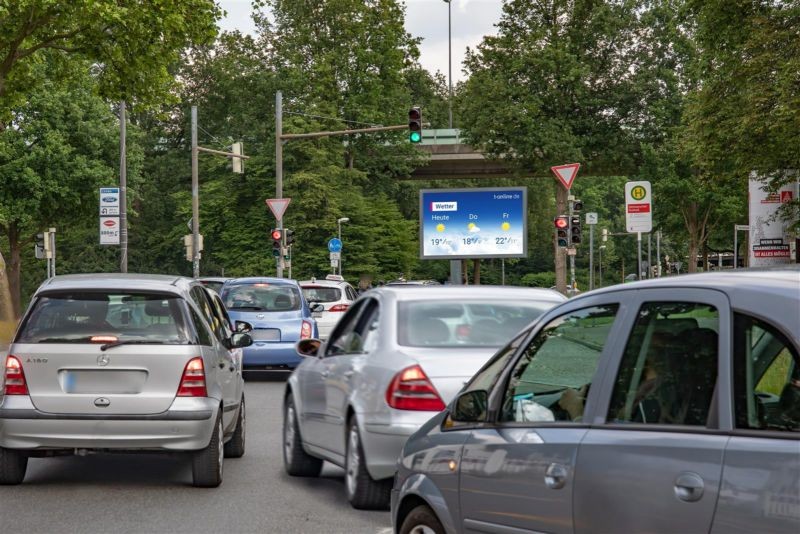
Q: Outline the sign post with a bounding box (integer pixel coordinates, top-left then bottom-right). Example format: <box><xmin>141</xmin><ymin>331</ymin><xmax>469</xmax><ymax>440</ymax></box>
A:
<box><xmin>551</xmin><ymin>164</ymin><xmax>580</xmax><ymax>292</ymax></box>
<box><xmin>266</xmin><ymin>198</ymin><xmax>291</xmax><ymax>277</ymax></box>
<box><xmin>328</xmin><ymin>238</ymin><xmax>343</xmax><ymax>274</ymax></box>
<box><xmin>586</xmin><ymin>212</ymin><xmax>598</xmax><ymax>290</ymax></box>
<box><xmin>625</xmin><ymin>181</ymin><xmax>652</xmax><ymax>280</ymax></box>
<box><xmin>99</xmin><ymin>187</ymin><xmax>121</xmax><ymax>246</ymax></box>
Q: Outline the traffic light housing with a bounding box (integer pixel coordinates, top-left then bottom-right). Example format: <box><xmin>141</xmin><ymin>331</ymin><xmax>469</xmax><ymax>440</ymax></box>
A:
<box><xmin>408</xmin><ymin>107</ymin><xmax>422</xmax><ymax>143</ymax></box>
<box><xmin>572</xmin><ymin>199</ymin><xmax>583</xmax><ymax>212</ymax></box>
<box><xmin>571</xmin><ymin>215</ymin><xmax>582</xmax><ymax>244</ymax></box>
<box><xmin>231</xmin><ymin>142</ymin><xmax>243</xmax><ymax>174</ymax></box>
<box><xmin>554</xmin><ymin>216</ymin><xmax>569</xmax><ymax>247</ymax></box>
<box><xmin>271</xmin><ymin>228</ymin><xmax>282</xmax><ymax>257</ymax></box>
<box><xmin>285</xmin><ymin>229</ymin><xmax>295</xmax><ymax>246</ymax></box>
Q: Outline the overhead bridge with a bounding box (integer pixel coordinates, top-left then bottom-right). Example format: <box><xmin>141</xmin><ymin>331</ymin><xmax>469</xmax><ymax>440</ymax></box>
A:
<box><xmin>410</xmin><ymin>129</ymin><xmax>517</xmax><ymax>180</ymax></box>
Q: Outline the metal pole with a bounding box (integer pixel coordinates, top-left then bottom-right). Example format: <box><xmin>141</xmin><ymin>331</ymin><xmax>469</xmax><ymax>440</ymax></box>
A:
<box><xmin>447</xmin><ymin>0</ymin><xmax>453</xmax><ymax>129</ymax></box>
<box><xmin>598</xmin><ymin>247</ymin><xmax>603</xmax><ymax>288</ymax></box>
<box><xmin>49</xmin><ymin>228</ymin><xmax>56</xmax><ymax>277</ymax></box>
<box><xmin>275</xmin><ymin>92</ymin><xmax>284</xmax><ymax>278</ymax></box>
<box><xmin>637</xmin><ymin>232</ymin><xmax>643</xmax><ymax>280</ymax></box>
<box><xmin>656</xmin><ymin>230</ymin><xmax>661</xmax><ymax>277</ymax></box>
<box><xmin>191</xmin><ymin>106</ymin><xmax>200</xmax><ymax>279</ymax></box>
<box><xmin>338</xmin><ymin>220</ymin><xmax>342</xmax><ymax>276</ymax></box>
<box><xmin>501</xmin><ymin>259</ymin><xmax>505</xmax><ymax>286</ymax></box>
<box><xmin>733</xmin><ymin>226</ymin><xmax>738</xmax><ymax>269</ymax></box>
<box><xmin>647</xmin><ymin>233</ymin><xmax>651</xmax><ymax>278</ymax></box>
<box><xmin>119</xmin><ymin>101</ymin><xmax>128</xmax><ymax>273</ymax></box>
<box><xmin>589</xmin><ymin>223</ymin><xmax>594</xmax><ymax>290</ymax></box>
<box><xmin>568</xmin><ymin>194</ymin><xmax>575</xmax><ymax>290</ymax></box>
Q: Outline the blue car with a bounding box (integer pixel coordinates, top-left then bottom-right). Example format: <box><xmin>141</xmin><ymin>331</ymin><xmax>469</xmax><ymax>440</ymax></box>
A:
<box><xmin>220</xmin><ymin>278</ymin><xmax>320</xmax><ymax>372</ymax></box>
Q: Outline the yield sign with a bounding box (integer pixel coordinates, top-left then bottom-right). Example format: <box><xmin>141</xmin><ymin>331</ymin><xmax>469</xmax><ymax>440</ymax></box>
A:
<box><xmin>265</xmin><ymin>198</ymin><xmax>291</xmax><ymax>221</ymax></box>
<box><xmin>550</xmin><ymin>163</ymin><xmax>581</xmax><ymax>190</ymax></box>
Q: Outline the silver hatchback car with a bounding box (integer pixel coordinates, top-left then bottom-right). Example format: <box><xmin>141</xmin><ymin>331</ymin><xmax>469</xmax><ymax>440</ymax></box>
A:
<box><xmin>0</xmin><ymin>274</ymin><xmax>252</xmax><ymax>487</ymax></box>
<box><xmin>392</xmin><ymin>269</ymin><xmax>800</xmax><ymax>534</ymax></box>
<box><xmin>283</xmin><ymin>285</ymin><xmax>566</xmax><ymax>509</ymax></box>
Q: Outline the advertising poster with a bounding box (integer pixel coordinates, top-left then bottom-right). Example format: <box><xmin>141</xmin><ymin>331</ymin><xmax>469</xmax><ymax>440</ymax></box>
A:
<box><xmin>749</xmin><ymin>175</ymin><xmax>798</xmax><ymax>266</ymax></box>
<box><xmin>419</xmin><ymin>187</ymin><xmax>527</xmax><ymax>259</ymax></box>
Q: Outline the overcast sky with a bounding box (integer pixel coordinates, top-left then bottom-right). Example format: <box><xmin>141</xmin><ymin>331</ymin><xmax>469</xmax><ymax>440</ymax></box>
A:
<box><xmin>217</xmin><ymin>0</ymin><xmax>504</xmax><ymax>83</ymax></box>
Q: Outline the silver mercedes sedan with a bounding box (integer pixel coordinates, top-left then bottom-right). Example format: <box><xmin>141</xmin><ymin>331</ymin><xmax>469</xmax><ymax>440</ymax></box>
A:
<box><xmin>282</xmin><ymin>285</ymin><xmax>566</xmax><ymax>509</ymax></box>
<box><xmin>0</xmin><ymin>274</ymin><xmax>252</xmax><ymax>487</ymax></box>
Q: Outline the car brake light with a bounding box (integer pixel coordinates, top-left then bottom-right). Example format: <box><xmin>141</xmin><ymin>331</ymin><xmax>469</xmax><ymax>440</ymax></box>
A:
<box><xmin>177</xmin><ymin>357</ymin><xmax>207</xmax><ymax>397</ymax></box>
<box><xmin>300</xmin><ymin>320</ymin><xmax>313</xmax><ymax>340</ymax></box>
<box><xmin>4</xmin><ymin>355</ymin><xmax>28</xmax><ymax>395</ymax></box>
<box><xmin>385</xmin><ymin>365</ymin><xmax>445</xmax><ymax>411</ymax></box>
<box><xmin>329</xmin><ymin>304</ymin><xmax>349</xmax><ymax>312</ymax></box>
<box><xmin>90</xmin><ymin>335</ymin><xmax>118</xmax><ymax>343</ymax></box>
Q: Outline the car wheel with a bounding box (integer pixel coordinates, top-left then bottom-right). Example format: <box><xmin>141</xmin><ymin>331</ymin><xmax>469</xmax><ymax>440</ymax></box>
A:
<box><xmin>223</xmin><ymin>398</ymin><xmax>246</xmax><ymax>458</ymax></box>
<box><xmin>0</xmin><ymin>447</ymin><xmax>28</xmax><ymax>485</ymax></box>
<box><xmin>344</xmin><ymin>418</ymin><xmax>391</xmax><ymax>510</ymax></box>
<box><xmin>283</xmin><ymin>395</ymin><xmax>323</xmax><ymax>477</ymax></box>
<box><xmin>400</xmin><ymin>504</ymin><xmax>445</xmax><ymax>534</ymax></box>
<box><xmin>192</xmin><ymin>412</ymin><xmax>224</xmax><ymax>488</ymax></box>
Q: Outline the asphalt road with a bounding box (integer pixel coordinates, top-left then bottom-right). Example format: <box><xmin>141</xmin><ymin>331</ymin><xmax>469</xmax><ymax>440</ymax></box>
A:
<box><xmin>0</xmin><ymin>378</ymin><xmax>391</xmax><ymax>534</ymax></box>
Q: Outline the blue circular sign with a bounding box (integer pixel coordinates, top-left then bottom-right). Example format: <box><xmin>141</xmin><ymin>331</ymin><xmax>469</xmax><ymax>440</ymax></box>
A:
<box><xmin>328</xmin><ymin>238</ymin><xmax>342</xmax><ymax>252</ymax></box>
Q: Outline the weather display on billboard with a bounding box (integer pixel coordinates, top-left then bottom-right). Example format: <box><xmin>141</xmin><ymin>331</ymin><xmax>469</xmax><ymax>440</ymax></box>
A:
<box><xmin>419</xmin><ymin>187</ymin><xmax>527</xmax><ymax>259</ymax></box>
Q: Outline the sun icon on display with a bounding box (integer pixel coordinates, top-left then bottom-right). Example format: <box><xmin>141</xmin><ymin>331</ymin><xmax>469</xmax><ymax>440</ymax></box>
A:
<box><xmin>436</xmin><ymin>223</ymin><xmax>445</xmax><ymax>232</ymax></box>
<box><xmin>501</xmin><ymin>222</ymin><xmax>511</xmax><ymax>231</ymax></box>
<box><xmin>467</xmin><ymin>222</ymin><xmax>481</xmax><ymax>233</ymax></box>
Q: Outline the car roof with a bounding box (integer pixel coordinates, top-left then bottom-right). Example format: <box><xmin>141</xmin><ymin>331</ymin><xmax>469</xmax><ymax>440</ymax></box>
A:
<box><xmin>223</xmin><ymin>277</ymin><xmax>300</xmax><ymax>287</ymax></box>
<box><xmin>299</xmin><ymin>280</ymin><xmax>349</xmax><ymax>287</ymax></box>
<box><xmin>35</xmin><ymin>273</ymin><xmax>191</xmax><ymax>295</ymax></box>
<box><xmin>369</xmin><ymin>285</ymin><xmax>567</xmax><ymax>302</ymax></box>
<box><xmin>198</xmin><ymin>277</ymin><xmax>230</xmax><ymax>282</ymax></box>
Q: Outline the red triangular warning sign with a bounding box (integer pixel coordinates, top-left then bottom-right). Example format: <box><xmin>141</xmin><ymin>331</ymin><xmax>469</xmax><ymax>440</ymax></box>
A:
<box><xmin>265</xmin><ymin>198</ymin><xmax>291</xmax><ymax>221</ymax></box>
<box><xmin>550</xmin><ymin>163</ymin><xmax>581</xmax><ymax>190</ymax></box>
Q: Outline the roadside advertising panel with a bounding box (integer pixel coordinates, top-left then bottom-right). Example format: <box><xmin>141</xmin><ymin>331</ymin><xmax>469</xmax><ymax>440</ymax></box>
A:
<box><xmin>749</xmin><ymin>174</ymin><xmax>798</xmax><ymax>266</ymax></box>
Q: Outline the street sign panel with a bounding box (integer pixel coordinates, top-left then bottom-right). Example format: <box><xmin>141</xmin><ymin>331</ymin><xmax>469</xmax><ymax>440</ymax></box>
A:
<box><xmin>550</xmin><ymin>163</ymin><xmax>580</xmax><ymax>190</ymax></box>
<box><xmin>329</xmin><ymin>251</ymin><xmax>341</xmax><ymax>260</ymax></box>
<box><xmin>266</xmin><ymin>198</ymin><xmax>291</xmax><ymax>221</ymax></box>
<box><xmin>625</xmin><ymin>181</ymin><xmax>652</xmax><ymax>233</ymax></box>
<box><xmin>585</xmin><ymin>212</ymin><xmax>598</xmax><ymax>225</ymax></box>
<box><xmin>419</xmin><ymin>187</ymin><xmax>528</xmax><ymax>259</ymax></box>
<box><xmin>99</xmin><ymin>216</ymin><xmax>120</xmax><ymax>245</ymax></box>
<box><xmin>328</xmin><ymin>238</ymin><xmax>343</xmax><ymax>253</ymax></box>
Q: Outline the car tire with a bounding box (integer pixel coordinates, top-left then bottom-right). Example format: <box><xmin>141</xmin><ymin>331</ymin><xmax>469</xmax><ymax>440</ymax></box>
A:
<box><xmin>283</xmin><ymin>395</ymin><xmax>323</xmax><ymax>477</ymax></box>
<box><xmin>400</xmin><ymin>504</ymin><xmax>445</xmax><ymax>534</ymax></box>
<box><xmin>0</xmin><ymin>447</ymin><xmax>28</xmax><ymax>485</ymax></box>
<box><xmin>192</xmin><ymin>412</ymin><xmax>224</xmax><ymax>488</ymax></box>
<box><xmin>223</xmin><ymin>398</ymin><xmax>246</xmax><ymax>458</ymax></box>
<box><xmin>344</xmin><ymin>418</ymin><xmax>391</xmax><ymax>510</ymax></box>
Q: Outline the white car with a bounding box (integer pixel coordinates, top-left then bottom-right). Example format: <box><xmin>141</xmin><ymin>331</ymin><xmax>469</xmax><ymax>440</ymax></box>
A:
<box><xmin>299</xmin><ymin>276</ymin><xmax>358</xmax><ymax>339</ymax></box>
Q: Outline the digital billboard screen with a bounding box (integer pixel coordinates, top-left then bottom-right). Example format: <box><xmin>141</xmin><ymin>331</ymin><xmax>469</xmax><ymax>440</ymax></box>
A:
<box><xmin>419</xmin><ymin>187</ymin><xmax>527</xmax><ymax>259</ymax></box>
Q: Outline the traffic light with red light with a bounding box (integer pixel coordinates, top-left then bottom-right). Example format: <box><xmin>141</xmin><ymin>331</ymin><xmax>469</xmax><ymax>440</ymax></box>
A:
<box><xmin>408</xmin><ymin>107</ymin><xmax>422</xmax><ymax>143</ymax></box>
<box><xmin>271</xmin><ymin>228</ymin><xmax>282</xmax><ymax>257</ymax></box>
<box><xmin>554</xmin><ymin>216</ymin><xmax>569</xmax><ymax>247</ymax></box>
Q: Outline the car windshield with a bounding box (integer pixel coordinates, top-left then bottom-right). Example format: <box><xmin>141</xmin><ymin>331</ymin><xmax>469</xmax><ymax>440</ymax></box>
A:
<box><xmin>200</xmin><ymin>280</ymin><xmax>224</xmax><ymax>293</ymax></box>
<box><xmin>302</xmin><ymin>286</ymin><xmax>341</xmax><ymax>303</ymax></box>
<box><xmin>398</xmin><ymin>299</ymin><xmax>553</xmax><ymax>348</ymax></box>
<box><xmin>16</xmin><ymin>291</ymin><xmax>192</xmax><ymax>344</ymax></box>
<box><xmin>222</xmin><ymin>283</ymin><xmax>302</xmax><ymax>312</ymax></box>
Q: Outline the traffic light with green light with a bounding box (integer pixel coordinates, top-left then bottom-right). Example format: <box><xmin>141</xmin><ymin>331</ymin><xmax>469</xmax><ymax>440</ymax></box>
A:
<box><xmin>408</xmin><ymin>107</ymin><xmax>422</xmax><ymax>143</ymax></box>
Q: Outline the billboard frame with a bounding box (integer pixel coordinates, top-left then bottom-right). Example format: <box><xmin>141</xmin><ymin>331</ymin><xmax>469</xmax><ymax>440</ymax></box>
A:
<box><xmin>419</xmin><ymin>186</ymin><xmax>528</xmax><ymax>260</ymax></box>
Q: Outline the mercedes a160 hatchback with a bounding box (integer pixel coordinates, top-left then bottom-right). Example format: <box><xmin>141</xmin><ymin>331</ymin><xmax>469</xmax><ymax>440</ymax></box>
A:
<box><xmin>0</xmin><ymin>274</ymin><xmax>252</xmax><ymax>487</ymax></box>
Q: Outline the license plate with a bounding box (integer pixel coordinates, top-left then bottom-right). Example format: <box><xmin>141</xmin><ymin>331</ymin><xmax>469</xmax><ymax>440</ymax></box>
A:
<box><xmin>251</xmin><ymin>329</ymin><xmax>280</xmax><ymax>341</ymax></box>
<box><xmin>59</xmin><ymin>370</ymin><xmax>147</xmax><ymax>394</ymax></box>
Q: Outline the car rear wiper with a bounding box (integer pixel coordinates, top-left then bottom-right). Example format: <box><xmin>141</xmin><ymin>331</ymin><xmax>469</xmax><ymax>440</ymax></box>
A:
<box><xmin>100</xmin><ymin>340</ymin><xmax>187</xmax><ymax>351</ymax></box>
<box><xmin>229</xmin><ymin>306</ymin><xmax>266</xmax><ymax>311</ymax></box>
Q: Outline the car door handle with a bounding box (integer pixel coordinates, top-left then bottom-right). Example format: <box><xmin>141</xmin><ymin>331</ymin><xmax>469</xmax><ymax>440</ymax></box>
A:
<box><xmin>343</xmin><ymin>370</ymin><xmax>354</xmax><ymax>378</ymax></box>
<box><xmin>674</xmin><ymin>472</ymin><xmax>705</xmax><ymax>502</ymax></box>
<box><xmin>544</xmin><ymin>463</ymin><xmax>568</xmax><ymax>489</ymax></box>
<box><xmin>321</xmin><ymin>370</ymin><xmax>330</xmax><ymax>378</ymax></box>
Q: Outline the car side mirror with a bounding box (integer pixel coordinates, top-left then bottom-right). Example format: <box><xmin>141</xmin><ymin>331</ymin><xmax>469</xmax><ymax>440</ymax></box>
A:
<box><xmin>310</xmin><ymin>303</ymin><xmax>324</xmax><ymax>313</ymax></box>
<box><xmin>229</xmin><ymin>332</ymin><xmax>253</xmax><ymax>349</ymax></box>
<box><xmin>235</xmin><ymin>320</ymin><xmax>252</xmax><ymax>333</ymax></box>
<box><xmin>296</xmin><ymin>338</ymin><xmax>322</xmax><ymax>358</ymax></box>
<box><xmin>451</xmin><ymin>390</ymin><xmax>488</xmax><ymax>423</ymax></box>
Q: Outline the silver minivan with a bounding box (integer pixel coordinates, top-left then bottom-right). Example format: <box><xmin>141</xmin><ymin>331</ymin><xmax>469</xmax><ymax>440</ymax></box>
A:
<box><xmin>0</xmin><ymin>274</ymin><xmax>252</xmax><ymax>487</ymax></box>
<box><xmin>393</xmin><ymin>269</ymin><xmax>800</xmax><ymax>534</ymax></box>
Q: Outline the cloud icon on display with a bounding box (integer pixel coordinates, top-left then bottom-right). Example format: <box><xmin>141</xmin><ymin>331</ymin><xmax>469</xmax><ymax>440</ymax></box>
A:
<box><xmin>467</xmin><ymin>223</ymin><xmax>481</xmax><ymax>233</ymax></box>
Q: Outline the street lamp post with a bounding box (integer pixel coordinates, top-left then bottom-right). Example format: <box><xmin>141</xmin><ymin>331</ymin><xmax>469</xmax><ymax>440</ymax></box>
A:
<box><xmin>337</xmin><ymin>217</ymin><xmax>349</xmax><ymax>276</ymax></box>
<box><xmin>443</xmin><ymin>0</ymin><xmax>453</xmax><ymax>129</ymax></box>
<box><xmin>599</xmin><ymin>245</ymin><xmax>606</xmax><ymax>288</ymax></box>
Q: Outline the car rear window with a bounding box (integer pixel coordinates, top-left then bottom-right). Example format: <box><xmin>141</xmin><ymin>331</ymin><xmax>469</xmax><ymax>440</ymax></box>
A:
<box><xmin>221</xmin><ymin>283</ymin><xmax>302</xmax><ymax>312</ymax></box>
<box><xmin>398</xmin><ymin>299</ymin><xmax>553</xmax><ymax>348</ymax></box>
<box><xmin>16</xmin><ymin>292</ymin><xmax>191</xmax><ymax>344</ymax></box>
<box><xmin>302</xmin><ymin>286</ymin><xmax>341</xmax><ymax>303</ymax></box>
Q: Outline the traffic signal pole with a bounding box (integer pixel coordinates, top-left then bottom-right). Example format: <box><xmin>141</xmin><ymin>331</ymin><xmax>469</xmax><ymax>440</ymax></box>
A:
<box><xmin>568</xmin><ymin>195</ymin><xmax>576</xmax><ymax>290</ymax></box>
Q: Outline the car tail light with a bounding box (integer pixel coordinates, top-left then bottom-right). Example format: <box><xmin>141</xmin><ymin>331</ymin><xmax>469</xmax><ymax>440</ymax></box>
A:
<box><xmin>329</xmin><ymin>304</ymin><xmax>349</xmax><ymax>312</ymax></box>
<box><xmin>177</xmin><ymin>357</ymin><xmax>207</xmax><ymax>397</ymax></box>
<box><xmin>4</xmin><ymin>355</ymin><xmax>28</xmax><ymax>395</ymax></box>
<box><xmin>300</xmin><ymin>320</ymin><xmax>313</xmax><ymax>340</ymax></box>
<box><xmin>385</xmin><ymin>365</ymin><xmax>445</xmax><ymax>412</ymax></box>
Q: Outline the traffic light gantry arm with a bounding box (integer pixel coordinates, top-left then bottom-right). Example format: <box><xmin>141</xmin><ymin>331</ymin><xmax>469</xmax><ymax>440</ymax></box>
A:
<box><xmin>280</xmin><ymin>124</ymin><xmax>408</xmax><ymax>140</ymax></box>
